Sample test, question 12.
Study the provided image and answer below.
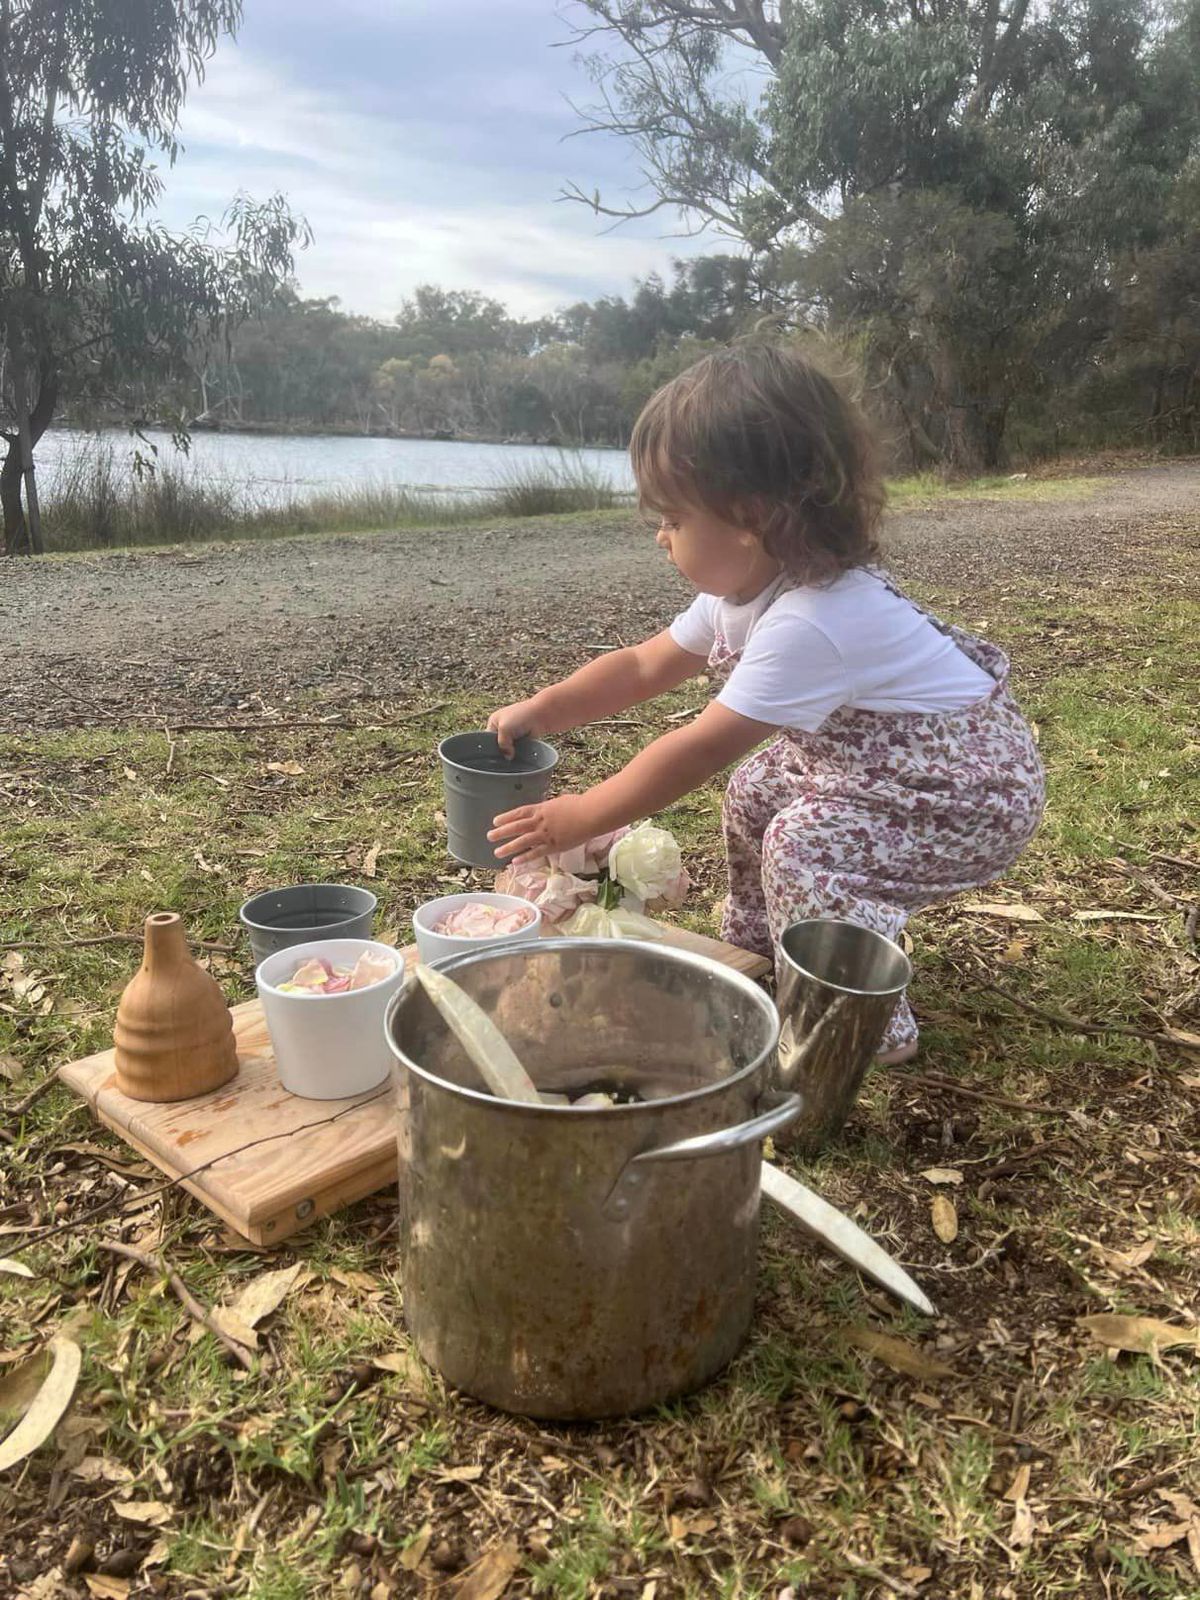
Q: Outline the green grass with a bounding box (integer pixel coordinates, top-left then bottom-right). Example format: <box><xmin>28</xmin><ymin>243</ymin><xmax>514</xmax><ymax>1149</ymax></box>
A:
<box><xmin>887</xmin><ymin>470</ymin><xmax>1106</xmax><ymax>509</ymax></box>
<box><xmin>2</xmin><ymin>568</ymin><xmax>1199</xmax><ymax>1597</ymax></box>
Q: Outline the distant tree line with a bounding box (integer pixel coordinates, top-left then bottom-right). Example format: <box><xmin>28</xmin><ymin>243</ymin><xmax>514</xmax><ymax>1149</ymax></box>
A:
<box><xmin>141</xmin><ymin>258</ymin><xmax>773</xmax><ymax>449</ymax></box>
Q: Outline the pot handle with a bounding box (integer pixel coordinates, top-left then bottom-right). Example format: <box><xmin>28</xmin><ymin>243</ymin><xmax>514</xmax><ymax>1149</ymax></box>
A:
<box><xmin>602</xmin><ymin>1091</ymin><xmax>803</xmax><ymax>1220</ymax></box>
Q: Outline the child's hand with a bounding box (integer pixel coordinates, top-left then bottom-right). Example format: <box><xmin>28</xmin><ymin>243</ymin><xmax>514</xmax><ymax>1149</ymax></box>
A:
<box><xmin>488</xmin><ymin>794</ymin><xmax>595</xmax><ymax>865</ymax></box>
<box><xmin>487</xmin><ymin>699</ymin><xmax>542</xmax><ymax>758</ymax></box>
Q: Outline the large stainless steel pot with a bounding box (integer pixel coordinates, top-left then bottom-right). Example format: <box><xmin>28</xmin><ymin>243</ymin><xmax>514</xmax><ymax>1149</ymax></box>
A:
<box><xmin>385</xmin><ymin>939</ymin><xmax>794</xmax><ymax>1419</ymax></box>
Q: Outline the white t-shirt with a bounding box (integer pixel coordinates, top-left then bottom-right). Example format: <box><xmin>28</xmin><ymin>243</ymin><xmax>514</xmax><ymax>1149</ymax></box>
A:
<box><xmin>669</xmin><ymin>569</ymin><xmax>996</xmax><ymax>732</ymax></box>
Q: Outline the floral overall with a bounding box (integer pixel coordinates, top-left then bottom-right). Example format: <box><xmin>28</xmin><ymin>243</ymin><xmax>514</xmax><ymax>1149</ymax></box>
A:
<box><xmin>716</xmin><ymin>572</ymin><xmax>1046</xmax><ymax>1051</ymax></box>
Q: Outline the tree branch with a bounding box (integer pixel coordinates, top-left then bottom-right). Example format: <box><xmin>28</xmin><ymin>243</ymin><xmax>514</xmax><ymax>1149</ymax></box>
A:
<box><xmin>97</xmin><ymin>1241</ymin><xmax>256</xmax><ymax>1370</ymax></box>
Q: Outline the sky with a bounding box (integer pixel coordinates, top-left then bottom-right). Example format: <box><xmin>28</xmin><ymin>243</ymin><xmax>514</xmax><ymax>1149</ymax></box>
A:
<box><xmin>156</xmin><ymin>0</ymin><xmax>731</xmax><ymax>322</ymax></box>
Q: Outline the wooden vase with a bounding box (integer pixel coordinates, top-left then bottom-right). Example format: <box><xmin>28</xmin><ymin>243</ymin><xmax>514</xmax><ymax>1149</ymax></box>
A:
<box><xmin>114</xmin><ymin>912</ymin><xmax>239</xmax><ymax>1102</ymax></box>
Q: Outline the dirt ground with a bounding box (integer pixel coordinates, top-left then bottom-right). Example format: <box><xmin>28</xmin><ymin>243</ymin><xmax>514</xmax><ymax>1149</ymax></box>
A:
<box><xmin>2</xmin><ymin>460</ymin><xmax>1198</xmax><ymax>730</ymax></box>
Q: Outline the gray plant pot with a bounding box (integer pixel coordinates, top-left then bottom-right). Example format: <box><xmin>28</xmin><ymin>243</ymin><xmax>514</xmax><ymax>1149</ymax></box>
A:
<box><xmin>238</xmin><ymin>883</ymin><xmax>378</xmax><ymax>965</ymax></box>
<box><xmin>438</xmin><ymin>732</ymin><xmax>558</xmax><ymax>869</ymax></box>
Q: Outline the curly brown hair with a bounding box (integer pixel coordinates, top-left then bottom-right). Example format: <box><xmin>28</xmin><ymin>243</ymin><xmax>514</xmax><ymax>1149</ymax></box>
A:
<box><xmin>630</xmin><ymin>342</ymin><xmax>884</xmax><ymax>584</ymax></box>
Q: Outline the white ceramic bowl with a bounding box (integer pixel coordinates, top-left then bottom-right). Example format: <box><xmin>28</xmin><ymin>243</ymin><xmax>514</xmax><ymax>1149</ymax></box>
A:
<box><xmin>412</xmin><ymin>892</ymin><xmax>542</xmax><ymax>965</ymax></box>
<box><xmin>256</xmin><ymin>938</ymin><xmax>407</xmax><ymax>1100</ymax></box>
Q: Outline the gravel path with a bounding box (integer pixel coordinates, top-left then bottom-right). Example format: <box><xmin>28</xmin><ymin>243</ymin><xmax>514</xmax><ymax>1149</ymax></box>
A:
<box><xmin>2</xmin><ymin>460</ymin><xmax>1197</xmax><ymax>729</ymax></box>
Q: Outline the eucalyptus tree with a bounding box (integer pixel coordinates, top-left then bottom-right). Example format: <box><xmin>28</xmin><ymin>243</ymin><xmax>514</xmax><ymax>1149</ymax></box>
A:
<box><xmin>0</xmin><ymin>0</ymin><xmax>305</xmax><ymax>554</ymax></box>
<box><xmin>566</xmin><ymin>0</ymin><xmax>1200</xmax><ymax>468</ymax></box>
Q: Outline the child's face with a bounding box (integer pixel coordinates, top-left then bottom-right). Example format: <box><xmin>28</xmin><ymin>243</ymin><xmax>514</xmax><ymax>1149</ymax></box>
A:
<box><xmin>654</xmin><ymin>502</ymin><xmax>777</xmax><ymax>600</ymax></box>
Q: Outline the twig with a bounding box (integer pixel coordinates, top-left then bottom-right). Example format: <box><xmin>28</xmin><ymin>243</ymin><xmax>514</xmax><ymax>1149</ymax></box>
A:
<box><xmin>1115</xmin><ymin>1458</ymin><xmax>1200</xmax><ymax>1502</ymax></box>
<box><xmin>1100</xmin><ymin>835</ymin><xmax>1199</xmax><ymax>873</ymax></box>
<box><xmin>164</xmin><ymin>705</ymin><xmax>447</xmax><ymax>734</ymax></box>
<box><xmin>891</xmin><ymin>1068</ymin><xmax>1062</xmax><ymax>1116</ymax></box>
<box><xmin>842</xmin><ymin>1551</ymin><xmax>919</xmax><ymax>1597</ymax></box>
<box><xmin>1109</xmin><ymin>858</ymin><xmax>1187</xmax><ymax>911</ymax></box>
<box><xmin>6</xmin><ymin>1086</ymin><xmax>390</xmax><ymax>1247</ymax></box>
<box><xmin>6</xmin><ymin>1073</ymin><xmax>59</xmax><ymax>1118</ymax></box>
<box><xmin>0</xmin><ymin>934</ymin><xmax>237</xmax><ymax>953</ymax></box>
<box><xmin>983</xmin><ymin>979</ymin><xmax>1191</xmax><ymax>1049</ymax></box>
<box><xmin>97</xmin><ymin>1240</ymin><xmax>255</xmax><ymax>1370</ymax></box>
<box><xmin>1186</xmin><ymin>904</ymin><xmax>1198</xmax><ymax>950</ymax></box>
<box><xmin>163</xmin><ymin>725</ymin><xmax>178</xmax><ymax>778</ymax></box>
<box><xmin>976</xmin><ymin>1138</ymin><xmax>1072</xmax><ymax>1181</ymax></box>
<box><xmin>928</xmin><ymin>1226</ymin><xmax>1017</xmax><ymax>1275</ymax></box>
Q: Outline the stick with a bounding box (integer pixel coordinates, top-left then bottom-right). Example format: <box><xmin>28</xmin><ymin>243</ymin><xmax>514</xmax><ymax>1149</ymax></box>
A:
<box><xmin>1100</xmin><ymin>836</ymin><xmax>1199</xmax><ymax>873</ymax></box>
<box><xmin>97</xmin><ymin>1241</ymin><xmax>255</xmax><ymax>1370</ymax></box>
<box><xmin>164</xmin><ymin>705</ymin><xmax>448</xmax><ymax>735</ymax></box>
<box><xmin>7</xmin><ymin>1086</ymin><xmax>391</xmax><ymax>1248</ymax></box>
<box><xmin>1109</xmin><ymin>859</ymin><xmax>1187</xmax><ymax>911</ymax></box>
<box><xmin>975</xmin><ymin>1138</ymin><xmax>1072</xmax><ymax>1180</ymax></box>
<box><xmin>983</xmin><ymin>979</ymin><xmax>1190</xmax><ymax>1048</ymax></box>
<box><xmin>0</xmin><ymin>935</ymin><xmax>237</xmax><ymax>953</ymax></box>
<box><xmin>6</xmin><ymin>1073</ymin><xmax>59</xmax><ymax>1118</ymax></box>
<box><xmin>1186</xmin><ymin>904</ymin><xmax>1198</xmax><ymax>950</ymax></box>
<box><xmin>891</xmin><ymin>1068</ymin><xmax>1062</xmax><ymax>1116</ymax></box>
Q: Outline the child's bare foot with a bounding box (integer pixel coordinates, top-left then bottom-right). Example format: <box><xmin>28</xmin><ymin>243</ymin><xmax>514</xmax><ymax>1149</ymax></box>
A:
<box><xmin>876</xmin><ymin>1040</ymin><xmax>918</xmax><ymax>1066</ymax></box>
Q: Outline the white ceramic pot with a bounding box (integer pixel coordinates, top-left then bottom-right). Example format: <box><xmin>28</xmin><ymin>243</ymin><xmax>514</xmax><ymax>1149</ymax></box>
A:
<box><xmin>412</xmin><ymin>892</ymin><xmax>542</xmax><ymax>965</ymax></box>
<box><xmin>256</xmin><ymin>938</ymin><xmax>406</xmax><ymax>1099</ymax></box>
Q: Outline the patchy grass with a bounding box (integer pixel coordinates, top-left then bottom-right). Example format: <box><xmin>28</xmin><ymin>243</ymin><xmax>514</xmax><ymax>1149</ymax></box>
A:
<box><xmin>1</xmin><ymin>571</ymin><xmax>1198</xmax><ymax>1599</ymax></box>
<box><xmin>887</xmin><ymin>471</ymin><xmax>1106</xmax><ymax>510</ymax></box>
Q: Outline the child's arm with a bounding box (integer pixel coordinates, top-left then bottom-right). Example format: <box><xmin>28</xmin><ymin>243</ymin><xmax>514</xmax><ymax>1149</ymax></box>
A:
<box><xmin>488</xmin><ymin>631</ymin><xmax>704</xmax><ymax>755</ymax></box>
<box><xmin>488</xmin><ymin>701</ymin><xmax>776</xmax><ymax>864</ymax></box>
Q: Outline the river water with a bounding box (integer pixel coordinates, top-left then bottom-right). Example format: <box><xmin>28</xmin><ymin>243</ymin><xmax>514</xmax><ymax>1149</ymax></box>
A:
<box><xmin>35</xmin><ymin>427</ymin><xmax>637</xmax><ymax>508</ymax></box>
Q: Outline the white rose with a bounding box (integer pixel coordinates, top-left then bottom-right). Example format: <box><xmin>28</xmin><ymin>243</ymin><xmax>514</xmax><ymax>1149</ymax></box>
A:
<box><xmin>607</xmin><ymin>823</ymin><xmax>683</xmax><ymax>903</ymax></box>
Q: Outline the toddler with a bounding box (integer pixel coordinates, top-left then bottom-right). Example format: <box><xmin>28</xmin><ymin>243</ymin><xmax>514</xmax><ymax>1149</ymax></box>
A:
<box><xmin>487</xmin><ymin>345</ymin><xmax>1045</xmax><ymax>1059</ymax></box>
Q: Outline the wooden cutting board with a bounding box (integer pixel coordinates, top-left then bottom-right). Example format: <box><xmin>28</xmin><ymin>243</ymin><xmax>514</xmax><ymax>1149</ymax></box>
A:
<box><xmin>58</xmin><ymin>922</ymin><xmax>769</xmax><ymax>1246</ymax></box>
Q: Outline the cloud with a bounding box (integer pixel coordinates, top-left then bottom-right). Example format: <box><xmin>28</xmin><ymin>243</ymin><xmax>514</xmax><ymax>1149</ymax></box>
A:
<box><xmin>151</xmin><ymin>2</ymin><xmax>730</xmax><ymax>320</ymax></box>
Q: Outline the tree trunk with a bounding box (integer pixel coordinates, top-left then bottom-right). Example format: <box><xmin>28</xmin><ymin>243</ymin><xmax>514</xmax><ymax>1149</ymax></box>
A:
<box><xmin>1</xmin><ymin>360</ymin><xmax>58</xmax><ymax>555</ymax></box>
<box><xmin>1</xmin><ymin>439</ymin><xmax>28</xmax><ymax>554</ymax></box>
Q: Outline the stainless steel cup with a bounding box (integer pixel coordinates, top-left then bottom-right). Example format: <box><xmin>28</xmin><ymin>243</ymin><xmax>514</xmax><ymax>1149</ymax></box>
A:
<box><xmin>774</xmin><ymin>918</ymin><xmax>912</xmax><ymax>1153</ymax></box>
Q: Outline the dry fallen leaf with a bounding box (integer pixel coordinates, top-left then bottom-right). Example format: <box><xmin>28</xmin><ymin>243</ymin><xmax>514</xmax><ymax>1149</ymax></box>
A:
<box><xmin>1004</xmin><ymin>1464</ymin><xmax>1032</xmax><ymax>1502</ymax></box>
<box><xmin>196</xmin><ymin>1263</ymin><xmax>309</xmax><ymax>1346</ymax></box>
<box><xmin>1159</xmin><ymin>1489</ymin><xmax>1200</xmax><ymax>1520</ymax></box>
<box><xmin>439</xmin><ymin>1463</ymin><xmax>485</xmax><ymax>1483</ymax></box>
<box><xmin>1094</xmin><ymin>1240</ymin><xmax>1156</xmax><ymax>1271</ymax></box>
<box><xmin>0</xmin><ymin>1347</ymin><xmax>52</xmax><ymax>1429</ymax></box>
<box><xmin>72</xmin><ymin>1454</ymin><xmax>135</xmax><ymax>1484</ymax></box>
<box><xmin>362</xmin><ymin>841</ymin><xmax>381</xmax><ymax>879</ymax></box>
<box><xmin>1134</xmin><ymin>1521</ymin><xmax>1193</xmax><ymax>1552</ymax></box>
<box><xmin>399</xmin><ymin>1523</ymin><xmax>433</xmax><ymax>1572</ymax></box>
<box><xmin>845</xmin><ymin>1327</ymin><xmax>955</xmax><ymax>1382</ymax></box>
<box><xmin>329</xmin><ymin>1267</ymin><xmax>382</xmax><ymax>1296</ymax></box>
<box><xmin>0</xmin><ymin>1051</ymin><xmax>24</xmax><ymax>1083</ymax></box>
<box><xmin>266</xmin><ymin>760</ymin><xmax>305</xmax><ymax>777</ymax></box>
<box><xmin>668</xmin><ymin>1513</ymin><xmax>718</xmax><ymax>1541</ymax></box>
<box><xmin>920</xmin><ymin>1167</ymin><xmax>963</xmax><ymax>1186</ymax></box>
<box><xmin>960</xmin><ymin>901</ymin><xmax>1046</xmax><ymax>923</ymax></box>
<box><xmin>0</xmin><ymin>1259</ymin><xmax>34</xmax><ymax>1279</ymax></box>
<box><xmin>228</xmin><ymin>1263</ymin><xmax>307</xmax><ymax>1330</ymax></box>
<box><xmin>113</xmin><ymin>1499</ymin><xmax>172</xmax><ymax>1526</ymax></box>
<box><xmin>1009</xmin><ymin>1498</ymin><xmax>1035</xmax><ymax>1550</ymax></box>
<box><xmin>0</xmin><ymin>1337</ymin><xmax>82</xmax><ymax>1471</ymax></box>
<box><xmin>372</xmin><ymin>1350</ymin><xmax>425</xmax><ymax>1385</ymax></box>
<box><xmin>450</xmin><ymin>1538</ymin><xmax>522</xmax><ymax>1600</ymax></box>
<box><xmin>931</xmin><ymin>1194</ymin><xmax>959</xmax><ymax>1244</ymax></box>
<box><xmin>84</xmin><ymin>1578</ymin><xmax>131</xmax><ymax>1600</ymax></box>
<box><xmin>1079</xmin><ymin>1313</ymin><xmax>1200</xmax><ymax>1358</ymax></box>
